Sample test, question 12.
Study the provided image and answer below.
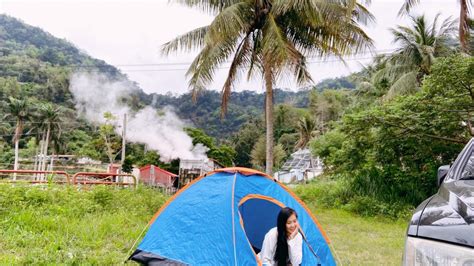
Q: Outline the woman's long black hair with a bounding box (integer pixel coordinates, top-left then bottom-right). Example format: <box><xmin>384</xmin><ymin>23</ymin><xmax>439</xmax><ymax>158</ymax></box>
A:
<box><xmin>274</xmin><ymin>207</ymin><xmax>297</xmax><ymax>266</ymax></box>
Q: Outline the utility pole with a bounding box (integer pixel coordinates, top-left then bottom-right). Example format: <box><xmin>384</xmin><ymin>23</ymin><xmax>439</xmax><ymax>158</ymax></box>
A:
<box><xmin>121</xmin><ymin>113</ymin><xmax>127</xmax><ymax>172</ymax></box>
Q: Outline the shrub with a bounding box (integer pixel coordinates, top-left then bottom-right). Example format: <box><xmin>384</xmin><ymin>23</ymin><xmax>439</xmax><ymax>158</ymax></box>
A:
<box><xmin>295</xmin><ymin>179</ymin><xmax>413</xmax><ymax>219</ymax></box>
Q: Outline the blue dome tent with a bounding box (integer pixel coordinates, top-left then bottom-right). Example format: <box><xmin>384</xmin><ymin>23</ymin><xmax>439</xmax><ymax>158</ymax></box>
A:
<box><xmin>130</xmin><ymin>167</ymin><xmax>336</xmax><ymax>265</ymax></box>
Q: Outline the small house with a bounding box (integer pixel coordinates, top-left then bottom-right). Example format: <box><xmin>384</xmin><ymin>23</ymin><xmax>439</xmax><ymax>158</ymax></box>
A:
<box><xmin>140</xmin><ymin>165</ymin><xmax>178</xmax><ymax>188</ymax></box>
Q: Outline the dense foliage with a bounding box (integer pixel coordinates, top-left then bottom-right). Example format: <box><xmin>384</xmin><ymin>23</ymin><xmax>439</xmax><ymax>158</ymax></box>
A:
<box><xmin>311</xmin><ymin>55</ymin><xmax>473</xmax><ymax>209</ymax></box>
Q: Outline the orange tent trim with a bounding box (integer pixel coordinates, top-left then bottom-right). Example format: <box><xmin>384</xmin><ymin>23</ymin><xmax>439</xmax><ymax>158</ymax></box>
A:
<box><xmin>147</xmin><ymin>167</ymin><xmax>330</xmax><ymax>244</ymax></box>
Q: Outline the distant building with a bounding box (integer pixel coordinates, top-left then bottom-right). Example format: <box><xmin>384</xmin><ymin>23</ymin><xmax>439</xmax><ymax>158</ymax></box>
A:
<box><xmin>77</xmin><ymin>157</ymin><xmax>102</xmax><ymax>165</ymax></box>
<box><xmin>107</xmin><ymin>163</ymin><xmax>121</xmax><ymax>174</ymax></box>
<box><xmin>274</xmin><ymin>149</ymin><xmax>323</xmax><ymax>184</ymax></box>
<box><xmin>140</xmin><ymin>165</ymin><xmax>178</xmax><ymax>188</ymax></box>
<box><xmin>179</xmin><ymin>159</ymin><xmax>223</xmax><ymax>187</ymax></box>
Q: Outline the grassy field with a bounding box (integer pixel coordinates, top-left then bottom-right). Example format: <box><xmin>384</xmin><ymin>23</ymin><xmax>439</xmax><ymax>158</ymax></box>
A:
<box><xmin>307</xmin><ymin>204</ymin><xmax>408</xmax><ymax>265</ymax></box>
<box><xmin>0</xmin><ymin>184</ymin><xmax>408</xmax><ymax>265</ymax></box>
<box><xmin>0</xmin><ymin>184</ymin><xmax>167</xmax><ymax>264</ymax></box>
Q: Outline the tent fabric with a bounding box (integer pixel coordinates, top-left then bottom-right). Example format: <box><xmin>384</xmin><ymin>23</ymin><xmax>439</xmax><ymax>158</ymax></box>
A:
<box><xmin>130</xmin><ymin>167</ymin><xmax>336</xmax><ymax>265</ymax></box>
<box><xmin>130</xmin><ymin>249</ymin><xmax>186</xmax><ymax>265</ymax></box>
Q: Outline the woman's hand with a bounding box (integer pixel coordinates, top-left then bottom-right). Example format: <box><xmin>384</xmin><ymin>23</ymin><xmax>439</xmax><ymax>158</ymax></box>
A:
<box><xmin>288</xmin><ymin>224</ymin><xmax>300</xmax><ymax>240</ymax></box>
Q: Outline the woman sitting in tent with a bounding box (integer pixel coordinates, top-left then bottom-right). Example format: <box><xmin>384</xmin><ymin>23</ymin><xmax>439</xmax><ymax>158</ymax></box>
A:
<box><xmin>258</xmin><ymin>207</ymin><xmax>303</xmax><ymax>266</ymax></box>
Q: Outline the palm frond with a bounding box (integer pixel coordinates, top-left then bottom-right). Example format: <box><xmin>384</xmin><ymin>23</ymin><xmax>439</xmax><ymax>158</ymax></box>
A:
<box><xmin>384</xmin><ymin>71</ymin><xmax>418</xmax><ymax>100</ymax></box>
<box><xmin>221</xmin><ymin>33</ymin><xmax>252</xmax><ymax>115</ymax></box>
<box><xmin>293</xmin><ymin>57</ymin><xmax>313</xmax><ymax>86</ymax></box>
<box><xmin>161</xmin><ymin>26</ymin><xmax>209</xmax><ymax>55</ymax></box>
<box><xmin>437</xmin><ymin>16</ymin><xmax>458</xmax><ymax>38</ymax></box>
<box><xmin>353</xmin><ymin>2</ymin><xmax>376</xmax><ymax>25</ymax></box>
<box><xmin>173</xmin><ymin>0</ymin><xmax>242</xmax><ymax>15</ymax></box>
<box><xmin>186</xmin><ymin>39</ymin><xmax>236</xmax><ymax>100</ymax></box>
<box><xmin>246</xmin><ymin>31</ymin><xmax>263</xmax><ymax>81</ymax></box>
<box><xmin>261</xmin><ymin>14</ymin><xmax>299</xmax><ymax>71</ymax></box>
<box><xmin>272</xmin><ymin>0</ymin><xmax>324</xmax><ymax>25</ymax></box>
<box><xmin>206</xmin><ymin>1</ymin><xmax>253</xmax><ymax>43</ymax></box>
<box><xmin>398</xmin><ymin>0</ymin><xmax>421</xmax><ymax>17</ymax></box>
<box><xmin>284</xmin><ymin>9</ymin><xmax>373</xmax><ymax>58</ymax></box>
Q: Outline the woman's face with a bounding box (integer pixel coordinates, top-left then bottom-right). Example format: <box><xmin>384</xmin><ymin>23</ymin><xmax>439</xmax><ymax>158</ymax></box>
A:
<box><xmin>286</xmin><ymin>213</ymin><xmax>298</xmax><ymax>235</ymax></box>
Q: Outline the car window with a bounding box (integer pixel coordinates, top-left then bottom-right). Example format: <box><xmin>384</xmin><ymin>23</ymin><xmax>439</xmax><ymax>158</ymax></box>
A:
<box><xmin>460</xmin><ymin>150</ymin><xmax>474</xmax><ymax>180</ymax></box>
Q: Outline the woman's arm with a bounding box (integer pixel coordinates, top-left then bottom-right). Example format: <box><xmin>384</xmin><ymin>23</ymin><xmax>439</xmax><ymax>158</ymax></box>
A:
<box><xmin>288</xmin><ymin>233</ymin><xmax>303</xmax><ymax>266</ymax></box>
<box><xmin>259</xmin><ymin>229</ymin><xmax>277</xmax><ymax>264</ymax></box>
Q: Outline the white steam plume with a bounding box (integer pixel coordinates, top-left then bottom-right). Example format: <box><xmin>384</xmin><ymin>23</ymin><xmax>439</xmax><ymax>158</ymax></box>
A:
<box><xmin>69</xmin><ymin>72</ymin><xmax>208</xmax><ymax>161</ymax></box>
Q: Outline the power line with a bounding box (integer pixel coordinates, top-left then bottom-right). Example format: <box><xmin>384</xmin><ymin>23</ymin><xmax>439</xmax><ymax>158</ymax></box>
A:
<box><xmin>68</xmin><ymin>49</ymin><xmax>395</xmax><ymax>70</ymax></box>
<box><xmin>0</xmin><ymin>121</ymin><xmax>85</xmax><ymax>124</ymax></box>
<box><xmin>0</xmin><ymin>128</ymin><xmax>87</xmax><ymax>138</ymax></box>
<box><xmin>71</xmin><ymin>54</ymin><xmax>391</xmax><ymax>74</ymax></box>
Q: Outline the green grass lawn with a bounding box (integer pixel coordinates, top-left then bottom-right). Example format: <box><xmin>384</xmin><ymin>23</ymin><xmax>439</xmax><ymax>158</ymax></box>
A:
<box><xmin>307</xmin><ymin>204</ymin><xmax>408</xmax><ymax>265</ymax></box>
<box><xmin>0</xmin><ymin>184</ymin><xmax>408</xmax><ymax>265</ymax></box>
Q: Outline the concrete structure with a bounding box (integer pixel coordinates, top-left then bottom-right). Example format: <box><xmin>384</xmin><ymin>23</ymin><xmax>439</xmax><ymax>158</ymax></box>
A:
<box><xmin>274</xmin><ymin>149</ymin><xmax>323</xmax><ymax>184</ymax></box>
<box><xmin>178</xmin><ymin>159</ymin><xmax>223</xmax><ymax>187</ymax></box>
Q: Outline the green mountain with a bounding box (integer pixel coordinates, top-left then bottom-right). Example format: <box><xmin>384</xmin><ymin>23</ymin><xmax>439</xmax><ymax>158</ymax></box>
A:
<box><xmin>0</xmin><ymin>14</ymin><xmax>357</xmax><ymax>170</ymax></box>
<box><xmin>0</xmin><ymin>14</ymin><xmax>355</xmax><ymax>140</ymax></box>
<box><xmin>150</xmin><ymin>88</ymin><xmax>313</xmax><ymax>139</ymax></box>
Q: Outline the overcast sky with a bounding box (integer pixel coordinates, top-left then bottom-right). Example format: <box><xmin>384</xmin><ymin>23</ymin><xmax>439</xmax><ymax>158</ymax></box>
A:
<box><xmin>0</xmin><ymin>0</ymin><xmax>459</xmax><ymax>95</ymax></box>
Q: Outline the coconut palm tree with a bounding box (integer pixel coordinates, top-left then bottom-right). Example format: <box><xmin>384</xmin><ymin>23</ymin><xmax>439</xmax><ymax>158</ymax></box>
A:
<box><xmin>399</xmin><ymin>0</ymin><xmax>472</xmax><ymax>54</ymax></box>
<box><xmin>162</xmin><ymin>0</ymin><xmax>374</xmax><ymax>174</ymax></box>
<box><xmin>295</xmin><ymin>115</ymin><xmax>317</xmax><ymax>150</ymax></box>
<box><xmin>37</xmin><ymin>103</ymin><xmax>62</xmax><ymax>176</ymax></box>
<box><xmin>375</xmin><ymin>14</ymin><xmax>457</xmax><ymax>99</ymax></box>
<box><xmin>5</xmin><ymin>97</ymin><xmax>30</xmax><ymax>180</ymax></box>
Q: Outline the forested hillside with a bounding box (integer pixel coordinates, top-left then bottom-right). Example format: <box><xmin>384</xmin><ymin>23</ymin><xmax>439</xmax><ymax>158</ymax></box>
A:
<box><xmin>0</xmin><ymin>14</ymin><xmax>154</xmax><ymax>170</ymax></box>
<box><xmin>0</xmin><ymin>14</ymin><xmax>355</xmax><ymax>172</ymax></box>
<box><xmin>150</xmin><ymin>88</ymin><xmax>315</xmax><ymax>139</ymax></box>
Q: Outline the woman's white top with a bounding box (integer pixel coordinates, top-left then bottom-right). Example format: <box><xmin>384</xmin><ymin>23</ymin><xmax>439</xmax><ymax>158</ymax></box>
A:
<box><xmin>258</xmin><ymin>227</ymin><xmax>303</xmax><ymax>266</ymax></box>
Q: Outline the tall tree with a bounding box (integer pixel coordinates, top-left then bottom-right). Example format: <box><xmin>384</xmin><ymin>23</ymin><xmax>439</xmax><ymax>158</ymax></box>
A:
<box><xmin>399</xmin><ymin>0</ymin><xmax>472</xmax><ymax>54</ymax></box>
<box><xmin>295</xmin><ymin>115</ymin><xmax>317</xmax><ymax>149</ymax></box>
<box><xmin>99</xmin><ymin>112</ymin><xmax>122</xmax><ymax>165</ymax></box>
<box><xmin>309</xmin><ymin>89</ymin><xmax>352</xmax><ymax>133</ymax></box>
<box><xmin>232</xmin><ymin>119</ymin><xmax>264</xmax><ymax>167</ymax></box>
<box><xmin>162</xmin><ymin>0</ymin><xmax>373</xmax><ymax>174</ymax></box>
<box><xmin>250</xmin><ymin>135</ymin><xmax>286</xmax><ymax>171</ymax></box>
<box><xmin>376</xmin><ymin>14</ymin><xmax>456</xmax><ymax>99</ymax></box>
<box><xmin>37</xmin><ymin>103</ymin><xmax>62</xmax><ymax>174</ymax></box>
<box><xmin>5</xmin><ymin>97</ymin><xmax>30</xmax><ymax>180</ymax></box>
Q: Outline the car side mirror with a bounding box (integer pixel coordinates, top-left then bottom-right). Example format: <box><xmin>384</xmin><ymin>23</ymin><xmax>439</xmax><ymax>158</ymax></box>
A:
<box><xmin>437</xmin><ymin>165</ymin><xmax>450</xmax><ymax>186</ymax></box>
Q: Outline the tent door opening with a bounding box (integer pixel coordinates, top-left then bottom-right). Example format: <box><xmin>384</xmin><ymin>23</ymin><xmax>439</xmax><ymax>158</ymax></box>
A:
<box><xmin>238</xmin><ymin>196</ymin><xmax>285</xmax><ymax>254</ymax></box>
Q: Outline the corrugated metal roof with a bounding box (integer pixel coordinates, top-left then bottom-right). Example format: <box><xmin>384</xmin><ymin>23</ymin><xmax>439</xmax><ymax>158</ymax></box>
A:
<box><xmin>281</xmin><ymin>149</ymin><xmax>322</xmax><ymax>171</ymax></box>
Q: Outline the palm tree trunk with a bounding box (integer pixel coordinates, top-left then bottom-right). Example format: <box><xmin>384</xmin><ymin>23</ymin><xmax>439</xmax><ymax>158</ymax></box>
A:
<box><xmin>263</xmin><ymin>60</ymin><xmax>274</xmax><ymax>175</ymax></box>
<box><xmin>49</xmin><ymin>149</ymin><xmax>55</xmax><ymax>171</ymax></box>
<box><xmin>42</xmin><ymin>124</ymin><xmax>51</xmax><ymax>173</ymax></box>
<box><xmin>12</xmin><ymin>120</ymin><xmax>22</xmax><ymax>181</ymax></box>
<box><xmin>13</xmin><ymin>139</ymin><xmax>19</xmax><ymax>181</ymax></box>
<box><xmin>459</xmin><ymin>0</ymin><xmax>470</xmax><ymax>53</ymax></box>
<box><xmin>33</xmin><ymin>145</ymin><xmax>39</xmax><ymax>180</ymax></box>
<box><xmin>38</xmin><ymin>129</ymin><xmax>46</xmax><ymax>180</ymax></box>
